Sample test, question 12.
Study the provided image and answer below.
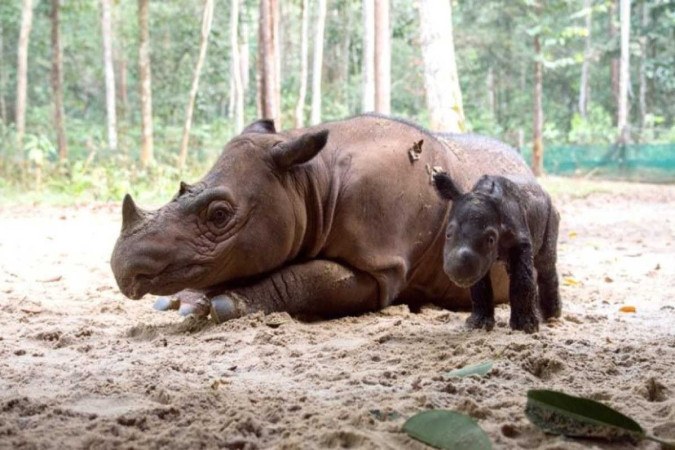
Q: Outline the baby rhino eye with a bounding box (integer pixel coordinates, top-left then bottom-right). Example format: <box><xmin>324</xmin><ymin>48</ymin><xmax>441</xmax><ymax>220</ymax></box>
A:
<box><xmin>485</xmin><ymin>230</ymin><xmax>497</xmax><ymax>246</ymax></box>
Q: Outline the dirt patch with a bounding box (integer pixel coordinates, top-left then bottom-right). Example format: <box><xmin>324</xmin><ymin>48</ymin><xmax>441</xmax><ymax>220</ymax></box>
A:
<box><xmin>1</xmin><ymin>178</ymin><xmax>674</xmax><ymax>449</ymax></box>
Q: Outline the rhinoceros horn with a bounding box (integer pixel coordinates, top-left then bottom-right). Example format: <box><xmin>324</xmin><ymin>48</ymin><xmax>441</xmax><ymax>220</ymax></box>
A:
<box><xmin>121</xmin><ymin>193</ymin><xmax>146</xmax><ymax>232</ymax></box>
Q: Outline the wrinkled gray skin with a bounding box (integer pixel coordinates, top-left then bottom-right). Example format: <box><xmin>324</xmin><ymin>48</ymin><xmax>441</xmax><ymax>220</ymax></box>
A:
<box><xmin>433</xmin><ymin>172</ymin><xmax>561</xmax><ymax>333</ymax></box>
<box><xmin>111</xmin><ymin>115</ymin><xmax>534</xmax><ymax>323</ymax></box>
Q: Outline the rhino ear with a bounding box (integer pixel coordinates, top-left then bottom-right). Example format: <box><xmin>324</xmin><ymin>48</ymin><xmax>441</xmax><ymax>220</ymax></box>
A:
<box><xmin>433</xmin><ymin>172</ymin><xmax>463</xmax><ymax>201</ymax></box>
<box><xmin>476</xmin><ymin>175</ymin><xmax>503</xmax><ymax>198</ymax></box>
<box><xmin>272</xmin><ymin>130</ymin><xmax>329</xmax><ymax>169</ymax></box>
<box><xmin>242</xmin><ymin>119</ymin><xmax>276</xmax><ymax>134</ymax></box>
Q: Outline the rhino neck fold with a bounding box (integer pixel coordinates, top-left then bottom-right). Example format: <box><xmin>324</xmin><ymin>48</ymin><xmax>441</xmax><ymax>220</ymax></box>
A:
<box><xmin>288</xmin><ymin>156</ymin><xmax>339</xmax><ymax>261</ymax></box>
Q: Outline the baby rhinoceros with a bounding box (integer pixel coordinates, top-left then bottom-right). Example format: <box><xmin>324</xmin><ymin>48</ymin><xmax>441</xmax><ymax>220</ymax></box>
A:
<box><xmin>432</xmin><ymin>172</ymin><xmax>561</xmax><ymax>333</ymax></box>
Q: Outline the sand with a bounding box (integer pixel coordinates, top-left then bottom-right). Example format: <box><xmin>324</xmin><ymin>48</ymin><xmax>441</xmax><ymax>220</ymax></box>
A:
<box><xmin>0</xmin><ymin>177</ymin><xmax>674</xmax><ymax>449</ymax></box>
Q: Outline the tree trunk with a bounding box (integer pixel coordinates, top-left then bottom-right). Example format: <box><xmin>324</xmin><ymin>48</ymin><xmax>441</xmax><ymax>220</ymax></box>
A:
<box><xmin>310</xmin><ymin>0</ymin><xmax>327</xmax><ymax>125</ymax></box>
<box><xmin>273</xmin><ymin>0</ymin><xmax>281</xmax><ymax>116</ymax></box>
<box><xmin>102</xmin><ymin>0</ymin><xmax>117</xmax><ymax>152</ymax></box>
<box><xmin>230</xmin><ymin>0</ymin><xmax>244</xmax><ymax>133</ymax></box>
<box><xmin>638</xmin><ymin>0</ymin><xmax>648</xmax><ymax>130</ymax></box>
<box><xmin>259</xmin><ymin>0</ymin><xmax>281</xmax><ymax>128</ymax></box>
<box><xmin>178</xmin><ymin>0</ymin><xmax>215</xmax><ymax>170</ymax></box>
<box><xmin>294</xmin><ymin>0</ymin><xmax>309</xmax><ymax>127</ymax></box>
<box><xmin>486</xmin><ymin>66</ymin><xmax>495</xmax><ymax>117</ymax></box>
<box><xmin>16</xmin><ymin>0</ymin><xmax>34</xmax><ymax>151</ymax></box>
<box><xmin>578</xmin><ymin>0</ymin><xmax>592</xmax><ymax>118</ymax></box>
<box><xmin>116</xmin><ymin>57</ymin><xmax>128</xmax><ymax>120</ymax></box>
<box><xmin>0</xmin><ymin>22</ymin><xmax>6</xmax><ymax>123</ymax></box>
<box><xmin>617</xmin><ymin>0</ymin><xmax>631</xmax><ymax>144</ymax></box>
<box><xmin>51</xmin><ymin>0</ymin><xmax>68</xmax><ymax>161</ymax></box>
<box><xmin>609</xmin><ymin>0</ymin><xmax>620</xmax><ymax>125</ymax></box>
<box><xmin>418</xmin><ymin>0</ymin><xmax>465</xmax><ymax>132</ymax></box>
<box><xmin>532</xmin><ymin>33</ymin><xmax>544</xmax><ymax>176</ymax></box>
<box><xmin>374</xmin><ymin>0</ymin><xmax>390</xmax><ymax>114</ymax></box>
<box><xmin>138</xmin><ymin>0</ymin><xmax>154</xmax><ymax>167</ymax></box>
<box><xmin>240</xmin><ymin>21</ymin><xmax>249</xmax><ymax>92</ymax></box>
<box><xmin>362</xmin><ymin>0</ymin><xmax>375</xmax><ymax>112</ymax></box>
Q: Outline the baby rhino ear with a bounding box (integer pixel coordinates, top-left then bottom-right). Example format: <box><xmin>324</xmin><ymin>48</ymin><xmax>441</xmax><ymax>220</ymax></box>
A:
<box><xmin>433</xmin><ymin>172</ymin><xmax>463</xmax><ymax>200</ymax></box>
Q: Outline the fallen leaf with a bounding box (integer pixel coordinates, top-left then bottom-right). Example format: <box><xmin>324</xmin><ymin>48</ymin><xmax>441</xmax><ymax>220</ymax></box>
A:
<box><xmin>563</xmin><ymin>277</ymin><xmax>581</xmax><ymax>286</ymax></box>
<box><xmin>403</xmin><ymin>410</ymin><xmax>492</xmax><ymax>450</ymax></box>
<box><xmin>619</xmin><ymin>306</ymin><xmax>636</xmax><ymax>313</ymax></box>
<box><xmin>604</xmin><ymin>276</ymin><xmax>614</xmax><ymax>283</ymax></box>
<box><xmin>568</xmin><ymin>231</ymin><xmax>578</xmax><ymax>239</ymax></box>
<box><xmin>20</xmin><ymin>304</ymin><xmax>43</xmax><ymax>314</ymax></box>
<box><xmin>38</xmin><ymin>275</ymin><xmax>62</xmax><ymax>283</ymax></box>
<box><xmin>444</xmin><ymin>361</ymin><xmax>493</xmax><ymax>379</ymax></box>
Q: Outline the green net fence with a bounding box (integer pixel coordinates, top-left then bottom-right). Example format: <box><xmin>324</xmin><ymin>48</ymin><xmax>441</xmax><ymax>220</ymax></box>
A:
<box><xmin>521</xmin><ymin>144</ymin><xmax>675</xmax><ymax>183</ymax></box>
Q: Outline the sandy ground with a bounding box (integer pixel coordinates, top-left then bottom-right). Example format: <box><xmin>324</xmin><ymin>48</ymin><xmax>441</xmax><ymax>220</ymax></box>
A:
<box><xmin>0</xmin><ymin>177</ymin><xmax>674</xmax><ymax>450</ymax></box>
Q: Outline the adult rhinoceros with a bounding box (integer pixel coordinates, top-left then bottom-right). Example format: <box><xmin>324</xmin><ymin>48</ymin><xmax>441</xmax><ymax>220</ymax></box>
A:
<box><xmin>111</xmin><ymin>114</ymin><xmax>532</xmax><ymax>325</ymax></box>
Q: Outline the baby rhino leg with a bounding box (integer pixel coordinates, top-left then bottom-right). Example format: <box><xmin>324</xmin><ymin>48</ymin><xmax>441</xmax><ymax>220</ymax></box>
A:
<box><xmin>535</xmin><ymin>208</ymin><xmax>562</xmax><ymax>320</ymax></box>
<box><xmin>508</xmin><ymin>244</ymin><xmax>540</xmax><ymax>333</ymax></box>
<box><xmin>466</xmin><ymin>274</ymin><xmax>495</xmax><ymax>331</ymax></box>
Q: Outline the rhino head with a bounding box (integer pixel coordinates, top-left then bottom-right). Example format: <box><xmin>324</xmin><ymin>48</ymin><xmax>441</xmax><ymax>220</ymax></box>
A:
<box><xmin>111</xmin><ymin>120</ymin><xmax>329</xmax><ymax>299</ymax></box>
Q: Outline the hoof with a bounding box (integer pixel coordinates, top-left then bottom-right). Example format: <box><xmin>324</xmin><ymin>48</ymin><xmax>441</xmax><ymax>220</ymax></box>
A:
<box><xmin>466</xmin><ymin>314</ymin><xmax>495</xmax><ymax>331</ymax></box>
<box><xmin>210</xmin><ymin>294</ymin><xmax>244</xmax><ymax>324</ymax></box>
<box><xmin>153</xmin><ymin>296</ymin><xmax>180</xmax><ymax>312</ymax></box>
<box><xmin>510</xmin><ymin>314</ymin><xmax>540</xmax><ymax>333</ymax></box>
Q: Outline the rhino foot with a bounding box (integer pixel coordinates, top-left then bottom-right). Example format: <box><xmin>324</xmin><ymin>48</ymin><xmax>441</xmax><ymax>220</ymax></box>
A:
<box><xmin>509</xmin><ymin>313</ymin><xmax>539</xmax><ymax>334</ymax></box>
<box><xmin>465</xmin><ymin>313</ymin><xmax>495</xmax><ymax>331</ymax></box>
<box><xmin>153</xmin><ymin>290</ymin><xmax>210</xmax><ymax>317</ymax></box>
<box><xmin>210</xmin><ymin>293</ymin><xmax>249</xmax><ymax>324</ymax></box>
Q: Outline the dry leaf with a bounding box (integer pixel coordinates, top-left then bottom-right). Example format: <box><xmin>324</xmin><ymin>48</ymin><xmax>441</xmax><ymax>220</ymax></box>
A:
<box><xmin>619</xmin><ymin>306</ymin><xmax>636</xmax><ymax>313</ymax></box>
<box><xmin>563</xmin><ymin>277</ymin><xmax>581</xmax><ymax>286</ymax></box>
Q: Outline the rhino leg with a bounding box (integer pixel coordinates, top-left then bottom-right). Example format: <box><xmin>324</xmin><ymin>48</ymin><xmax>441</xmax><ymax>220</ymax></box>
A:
<box><xmin>535</xmin><ymin>212</ymin><xmax>561</xmax><ymax>320</ymax></box>
<box><xmin>153</xmin><ymin>290</ymin><xmax>210</xmax><ymax>317</ymax></box>
<box><xmin>466</xmin><ymin>274</ymin><xmax>495</xmax><ymax>331</ymax></box>
<box><xmin>209</xmin><ymin>260</ymin><xmax>379</xmax><ymax>323</ymax></box>
<box><xmin>507</xmin><ymin>244</ymin><xmax>540</xmax><ymax>333</ymax></box>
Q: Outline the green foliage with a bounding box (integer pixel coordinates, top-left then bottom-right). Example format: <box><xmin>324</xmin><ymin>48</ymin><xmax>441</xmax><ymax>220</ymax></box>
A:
<box><xmin>569</xmin><ymin>105</ymin><xmax>615</xmax><ymax>144</ymax></box>
<box><xmin>443</xmin><ymin>361</ymin><xmax>493</xmax><ymax>379</ymax></box>
<box><xmin>403</xmin><ymin>410</ymin><xmax>492</xmax><ymax>450</ymax></box>
<box><xmin>0</xmin><ymin>0</ymin><xmax>674</xmax><ymax>203</ymax></box>
<box><xmin>526</xmin><ymin>389</ymin><xmax>675</xmax><ymax>448</ymax></box>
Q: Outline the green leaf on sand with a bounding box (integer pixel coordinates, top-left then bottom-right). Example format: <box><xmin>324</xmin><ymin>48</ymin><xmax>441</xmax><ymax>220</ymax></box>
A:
<box><xmin>403</xmin><ymin>410</ymin><xmax>492</xmax><ymax>450</ymax></box>
<box><xmin>526</xmin><ymin>390</ymin><xmax>644</xmax><ymax>442</ymax></box>
<box><xmin>443</xmin><ymin>361</ymin><xmax>493</xmax><ymax>379</ymax></box>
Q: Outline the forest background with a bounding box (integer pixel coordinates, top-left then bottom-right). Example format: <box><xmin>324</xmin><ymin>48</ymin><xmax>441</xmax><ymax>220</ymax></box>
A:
<box><xmin>0</xmin><ymin>0</ymin><xmax>673</xmax><ymax>204</ymax></box>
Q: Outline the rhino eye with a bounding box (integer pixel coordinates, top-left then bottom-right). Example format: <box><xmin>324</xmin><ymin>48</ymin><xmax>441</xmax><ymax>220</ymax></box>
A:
<box><xmin>208</xmin><ymin>205</ymin><xmax>232</xmax><ymax>227</ymax></box>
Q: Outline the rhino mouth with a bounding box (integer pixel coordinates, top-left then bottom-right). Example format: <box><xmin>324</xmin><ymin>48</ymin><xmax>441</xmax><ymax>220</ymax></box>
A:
<box><xmin>125</xmin><ymin>264</ymin><xmax>208</xmax><ymax>299</ymax></box>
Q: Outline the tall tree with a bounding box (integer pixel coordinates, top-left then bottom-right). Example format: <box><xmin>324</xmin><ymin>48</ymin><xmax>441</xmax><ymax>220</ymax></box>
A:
<box><xmin>230</xmin><ymin>0</ymin><xmax>244</xmax><ymax>133</ymax></box>
<box><xmin>138</xmin><ymin>0</ymin><xmax>154</xmax><ymax>167</ymax></box>
<box><xmin>51</xmin><ymin>0</ymin><xmax>68</xmax><ymax>161</ymax></box>
<box><xmin>418</xmin><ymin>0</ymin><xmax>465</xmax><ymax>132</ymax></box>
<box><xmin>310</xmin><ymin>0</ymin><xmax>327</xmax><ymax>125</ymax></box>
<box><xmin>617</xmin><ymin>0</ymin><xmax>631</xmax><ymax>143</ymax></box>
<box><xmin>240</xmin><ymin>21</ymin><xmax>250</xmax><ymax>93</ymax></box>
<box><xmin>0</xmin><ymin>23</ymin><xmax>6</xmax><ymax>123</ymax></box>
<box><xmin>259</xmin><ymin>0</ymin><xmax>280</xmax><ymax>128</ymax></box>
<box><xmin>532</xmin><ymin>30</ymin><xmax>544</xmax><ymax>176</ymax></box>
<box><xmin>101</xmin><ymin>0</ymin><xmax>117</xmax><ymax>152</ymax></box>
<box><xmin>373</xmin><ymin>0</ymin><xmax>390</xmax><ymax>114</ymax></box>
<box><xmin>16</xmin><ymin>0</ymin><xmax>34</xmax><ymax>151</ymax></box>
<box><xmin>638</xmin><ymin>0</ymin><xmax>648</xmax><ymax>130</ymax></box>
<box><xmin>362</xmin><ymin>0</ymin><xmax>375</xmax><ymax>112</ymax></box>
<box><xmin>178</xmin><ymin>0</ymin><xmax>215</xmax><ymax>170</ymax></box>
<box><xmin>294</xmin><ymin>0</ymin><xmax>309</xmax><ymax>127</ymax></box>
<box><xmin>609</xmin><ymin>0</ymin><xmax>620</xmax><ymax>124</ymax></box>
<box><xmin>578</xmin><ymin>0</ymin><xmax>593</xmax><ymax>118</ymax></box>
